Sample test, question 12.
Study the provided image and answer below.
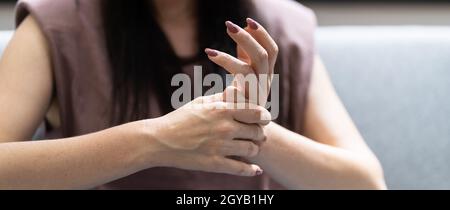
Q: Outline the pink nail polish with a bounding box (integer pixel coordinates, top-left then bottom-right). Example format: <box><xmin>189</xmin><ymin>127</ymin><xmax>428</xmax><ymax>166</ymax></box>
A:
<box><xmin>246</xmin><ymin>18</ymin><xmax>259</xmax><ymax>30</ymax></box>
<box><xmin>225</xmin><ymin>21</ymin><xmax>240</xmax><ymax>34</ymax></box>
<box><xmin>205</xmin><ymin>48</ymin><xmax>218</xmax><ymax>57</ymax></box>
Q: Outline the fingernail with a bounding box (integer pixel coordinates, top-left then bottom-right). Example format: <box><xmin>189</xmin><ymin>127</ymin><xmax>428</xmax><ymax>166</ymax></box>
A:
<box><xmin>256</xmin><ymin>168</ymin><xmax>264</xmax><ymax>176</ymax></box>
<box><xmin>225</xmin><ymin>21</ymin><xmax>240</xmax><ymax>34</ymax></box>
<box><xmin>205</xmin><ymin>48</ymin><xmax>218</xmax><ymax>57</ymax></box>
<box><xmin>246</xmin><ymin>18</ymin><xmax>259</xmax><ymax>30</ymax></box>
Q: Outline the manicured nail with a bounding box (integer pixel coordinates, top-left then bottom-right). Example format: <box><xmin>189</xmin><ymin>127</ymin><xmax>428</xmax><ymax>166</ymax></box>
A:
<box><xmin>256</xmin><ymin>168</ymin><xmax>264</xmax><ymax>176</ymax></box>
<box><xmin>246</xmin><ymin>18</ymin><xmax>259</xmax><ymax>30</ymax></box>
<box><xmin>225</xmin><ymin>21</ymin><xmax>240</xmax><ymax>34</ymax></box>
<box><xmin>205</xmin><ymin>48</ymin><xmax>218</xmax><ymax>57</ymax></box>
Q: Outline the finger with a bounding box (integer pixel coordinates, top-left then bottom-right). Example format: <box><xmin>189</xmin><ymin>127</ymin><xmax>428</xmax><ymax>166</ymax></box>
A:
<box><xmin>218</xmin><ymin>140</ymin><xmax>260</xmax><ymax>158</ymax></box>
<box><xmin>205</xmin><ymin>48</ymin><xmax>253</xmax><ymax>75</ymax></box>
<box><xmin>237</xmin><ymin>46</ymin><xmax>250</xmax><ymax>63</ymax></box>
<box><xmin>225</xmin><ymin>21</ymin><xmax>270</xmax><ymax>74</ymax></box>
<box><xmin>245</xmin><ymin>18</ymin><xmax>279</xmax><ymax>70</ymax></box>
<box><xmin>245</xmin><ymin>18</ymin><xmax>276</xmax><ymax>104</ymax></box>
<box><xmin>201</xmin><ymin>92</ymin><xmax>224</xmax><ymax>103</ymax></box>
<box><xmin>223</xmin><ymin>78</ymin><xmax>267</xmax><ymax>107</ymax></box>
<box><xmin>231</xmin><ymin>122</ymin><xmax>266</xmax><ymax>141</ymax></box>
<box><xmin>191</xmin><ymin>92</ymin><xmax>224</xmax><ymax>109</ymax></box>
<box><xmin>204</xmin><ymin>50</ymin><xmax>260</xmax><ymax>104</ymax></box>
<box><xmin>223</xmin><ymin>86</ymin><xmax>248</xmax><ymax>103</ymax></box>
<box><xmin>211</xmin><ymin>101</ymin><xmax>272</xmax><ymax>124</ymax></box>
<box><xmin>212</xmin><ymin>158</ymin><xmax>263</xmax><ymax>176</ymax></box>
<box><xmin>229</xmin><ymin>104</ymin><xmax>272</xmax><ymax>125</ymax></box>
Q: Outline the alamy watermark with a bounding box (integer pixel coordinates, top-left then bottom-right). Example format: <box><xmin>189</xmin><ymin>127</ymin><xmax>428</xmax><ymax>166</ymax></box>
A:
<box><xmin>171</xmin><ymin>66</ymin><xmax>279</xmax><ymax>120</ymax></box>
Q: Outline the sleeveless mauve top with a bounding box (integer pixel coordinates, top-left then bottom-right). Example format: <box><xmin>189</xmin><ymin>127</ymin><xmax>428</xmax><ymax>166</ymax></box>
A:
<box><xmin>15</xmin><ymin>0</ymin><xmax>316</xmax><ymax>189</ymax></box>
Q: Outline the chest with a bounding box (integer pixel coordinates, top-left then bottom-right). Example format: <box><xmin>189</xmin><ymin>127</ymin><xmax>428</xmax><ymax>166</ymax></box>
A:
<box><xmin>159</xmin><ymin>20</ymin><xmax>199</xmax><ymax>59</ymax></box>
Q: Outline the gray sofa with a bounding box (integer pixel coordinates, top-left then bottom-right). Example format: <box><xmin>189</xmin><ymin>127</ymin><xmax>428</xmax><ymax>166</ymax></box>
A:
<box><xmin>317</xmin><ymin>26</ymin><xmax>450</xmax><ymax>190</ymax></box>
<box><xmin>1</xmin><ymin>27</ymin><xmax>449</xmax><ymax>189</ymax></box>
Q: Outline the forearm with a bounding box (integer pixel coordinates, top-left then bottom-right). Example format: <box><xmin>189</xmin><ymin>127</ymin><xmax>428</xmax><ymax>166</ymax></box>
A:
<box><xmin>0</xmin><ymin>121</ymin><xmax>158</xmax><ymax>189</ymax></box>
<box><xmin>253</xmin><ymin>122</ymin><xmax>386</xmax><ymax>190</ymax></box>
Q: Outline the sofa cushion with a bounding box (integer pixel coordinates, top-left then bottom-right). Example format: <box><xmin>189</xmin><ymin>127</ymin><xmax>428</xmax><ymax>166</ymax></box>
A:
<box><xmin>317</xmin><ymin>26</ymin><xmax>450</xmax><ymax>189</ymax></box>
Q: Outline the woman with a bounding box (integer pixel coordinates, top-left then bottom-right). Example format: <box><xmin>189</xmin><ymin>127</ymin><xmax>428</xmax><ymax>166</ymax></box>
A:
<box><xmin>0</xmin><ymin>0</ymin><xmax>386</xmax><ymax>189</ymax></box>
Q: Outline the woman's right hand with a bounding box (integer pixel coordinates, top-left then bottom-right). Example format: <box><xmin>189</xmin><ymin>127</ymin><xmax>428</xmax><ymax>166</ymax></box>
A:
<box><xmin>143</xmin><ymin>93</ymin><xmax>271</xmax><ymax>177</ymax></box>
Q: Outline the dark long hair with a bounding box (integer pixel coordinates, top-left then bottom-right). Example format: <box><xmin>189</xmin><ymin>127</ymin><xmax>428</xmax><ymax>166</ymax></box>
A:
<box><xmin>102</xmin><ymin>0</ymin><xmax>253</xmax><ymax>125</ymax></box>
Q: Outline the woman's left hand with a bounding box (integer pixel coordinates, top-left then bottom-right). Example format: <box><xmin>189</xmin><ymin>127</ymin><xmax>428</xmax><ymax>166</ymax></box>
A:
<box><xmin>205</xmin><ymin>18</ymin><xmax>278</xmax><ymax>107</ymax></box>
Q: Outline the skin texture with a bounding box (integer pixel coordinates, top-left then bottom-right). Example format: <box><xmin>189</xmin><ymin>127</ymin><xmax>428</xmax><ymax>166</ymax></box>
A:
<box><xmin>146</xmin><ymin>93</ymin><xmax>271</xmax><ymax>176</ymax></box>
<box><xmin>206</xmin><ymin>19</ymin><xmax>386</xmax><ymax>189</ymax></box>
<box><xmin>0</xmin><ymin>0</ymin><xmax>387</xmax><ymax>189</ymax></box>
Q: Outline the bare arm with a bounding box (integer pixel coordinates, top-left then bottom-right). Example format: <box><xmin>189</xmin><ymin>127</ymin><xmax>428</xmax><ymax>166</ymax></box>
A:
<box><xmin>0</xmin><ymin>122</ymin><xmax>162</xmax><ymax>189</ymax></box>
<box><xmin>207</xmin><ymin>19</ymin><xmax>386</xmax><ymax>189</ymax></box>
<box><xmin>0</xmin><ymin>16</ymin><xmax>268</xmax><ymax>189</ymax></box>
<box><xmin>0</xmin><ymin>16</ymin><xmax>157</xmax><ymax>189</ymax></box>
<box><xmin>253</xmin><ymin>56</ymin><xmax>386</xmax><ymax>189</ymax></box>
<box><xmin>0</xmin><ymin>16</ymin><xmax>52</xmax><ymax>141</ymax></box>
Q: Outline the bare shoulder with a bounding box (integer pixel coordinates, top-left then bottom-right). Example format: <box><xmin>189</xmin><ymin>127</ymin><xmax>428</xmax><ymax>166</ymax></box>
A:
<box><xmin>18</xmin><ymin>15</ymin><xmax>46</xmax><ymax>38</ymax></box>
<box><xmin>12</xmin><ymin>15</ymin><xmax>50</xmax><ymax>62</ymax></box>
<box><xmin>0</xmin><ymin>15</ymin><xmax>53</xmax><ymax>141</ymax></box>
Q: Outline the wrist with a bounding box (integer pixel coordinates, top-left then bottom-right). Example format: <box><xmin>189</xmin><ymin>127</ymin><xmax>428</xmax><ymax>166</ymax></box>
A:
<box><xmin>122</xmin><ymin>118</ymin><xmax>168</xmax><ymax>170</ymax></box>
<box><xmin>249</xmin><ymin>122</ymin><xmax>277</xmax><ymax>164</ymax></box>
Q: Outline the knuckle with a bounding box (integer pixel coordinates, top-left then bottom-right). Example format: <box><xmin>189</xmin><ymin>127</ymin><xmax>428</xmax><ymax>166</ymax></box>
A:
<box><xmin>243</xmin><ymin>64</ymin><xmax>254</xmax><ymax>74</ymax></box>
<box><xmin>261</xmin><ymin>123</ymin><xmax>266</xmax><ymax>133</ymax></box>
<box><xmin>212</xmin><ymin>103</ymin><xmax>229</xmax><ymax>116</ymax></box>
<box><xmin>217</xmin><ymin>121</ymin><xmax>235</xmax><ymax>137</ymax></box>
<box><xmin>255</xmin><ymin>106</ymin><xmax>265</xmax><ymax>119</ymax></box>
<box><xmin>246</xmin><ymin>143</ymin><xmax>259</xmax><ymax>157</ymax></box>
<box><xmin>194</xmin><ymin>95</ymin><xmax>204</xmax><ymax>102</ymax></box>
<box><xmin>254</xmin><ymin>125</ymin><xmax>265</xmax><ymax>141</ymax></box>
<box><xmin>271</xmin><ymin>44</ymin><xmax>279</xmax><ymax>56</ymax></box>
<box><xmin>258</xmin><ymin>50</ymin><xmax>269</xmax><ymax>61</ymax></box>
<box><xmin>252</xmin><ymin>107</ymin><xmax>263</xmax><ymax>120</ymax></box>
<box><xmin>251</xmin><ymin>125</ymin><xmax>260</xmax><ymax>140</ymax></box>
